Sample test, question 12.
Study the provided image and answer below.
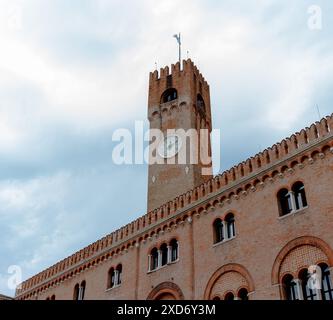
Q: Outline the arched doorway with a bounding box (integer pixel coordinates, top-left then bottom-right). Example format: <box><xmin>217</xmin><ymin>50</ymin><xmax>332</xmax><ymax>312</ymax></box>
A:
<box><xmin>147</xmin><ymin>282</ymin><xmax>184</xmax><ymax>300</ymax></box>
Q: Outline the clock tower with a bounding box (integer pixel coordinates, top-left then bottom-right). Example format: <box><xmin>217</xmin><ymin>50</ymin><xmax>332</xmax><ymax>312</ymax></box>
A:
<box><xmin>147</xmin><ymin>59</ymin><xmax>213</xmax><ymax>212</ymax></box>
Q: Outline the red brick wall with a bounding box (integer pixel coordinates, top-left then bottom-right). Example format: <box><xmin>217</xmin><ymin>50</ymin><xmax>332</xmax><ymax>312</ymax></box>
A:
<box><xmin>18</xmin><ymin>140</ymin><xmax>333</xmax><ymax>300</ymax></box>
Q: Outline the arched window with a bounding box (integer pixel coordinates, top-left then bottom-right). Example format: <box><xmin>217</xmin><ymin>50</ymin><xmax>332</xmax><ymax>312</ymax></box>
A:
<box><xmin>170</xmin><ymin>239</ymin><xmax>178</xmax><ymax>262</ymax></box>
<box><xmin>213</xmin><ymin>218</ymin><xmax>224</xmax><ymax>244</ymax></box>
<box><xmin>51</xmin><ymin>295</ymin><xmax>55</xmax><ymax>300</ymax></box>
<box><xmin>73</xmin><ymin>283</ymin><xmax>80</xmax><ymax>300</ymax></box>
<box><xmin>299</xmin><ymin>268</ymin><xmax>316</xmax><ymax>300</ymax></box>
<box><xmin>107</xmin><ymin>267</ymin><xmax>115</xmax><ymax>289</ymax></box>
<box><xmin>277</xmin><ymin>188</ymin><xmax>292</xmax><ymax>216</ymax></box>
<box><xmin>160</xmin><ymin>243</ymin><xmax>168</xmax><ymax>266</ymax></box>
<box><xmin>238</xmin><ymin>288</ymin><xmax>249</xmax><ymax>301</ymax></box>
<box><xmin>282</xmin><ymin>274</ymin><xmax>298</xmax><ymax>300</ymax></box>
<box><xmin>116</xmin><ymin>264</ymin><xmax>122</xmax><ymax>285</ymax></box>
<box><xmin>161</xmin><ymin>88</ymin><xmax>177</xmax><ymax>103</ymax></box>
<box><xmin>197</xmin><ymin>94</ymin><xmax>206</xmax><ymax>117</ymax></box>
<box><xmin>212</xmin><ymin>296</ymin><xmax>221</xmax><ymax>300</ymax></box>
<box><xmin>46</xmin><ymin>297</ymin><xmax>50</xmax><ymax>300</ymax></box>
<box><xmin>320</xmin><ymin>263</ymin><xmax>333</xmax><ymax>300</ymax></box>
<box><xmin>151</xmin><ymin>248</ymin><xmax>159</xmax><ymax>270</ymax></box>
<box><xmin>74</xmin><ymin>282</ymin><xmax>86</xmax><ymax>300</ymax></box>
<box><xmin>80</xmin><ymin>281</ymin><xmax>86</xmax><ymax>300</ymax></box>
<box><xmin>225</xmin><ymin>213</ymin><xmax>236</xmax><ymax>239</ymax></box>
<box><xmin>292</xmin><ymin>182</ymin><xmax>307</xmax><ymax>210</ymax></box>
<box><xmin>107</xmin><ymin>265</ymin><xmax>122</xmax><ymax>288</ymax></box>
<box><xmin>224</xmin><ymin>292</ymin><xmax>234</xmax><ymax>301</ymax></box>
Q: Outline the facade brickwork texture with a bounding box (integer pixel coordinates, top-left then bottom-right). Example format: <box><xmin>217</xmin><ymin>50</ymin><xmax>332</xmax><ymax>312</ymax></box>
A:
<box><xmin>15</xmin><ymin>60</ymin><xmax>333</xmax><ymax>300</ymax></box>
<box><xmin>210</xmin><ymin>271</ymin><xmax>247</xmax><ymax>299</ymax></box>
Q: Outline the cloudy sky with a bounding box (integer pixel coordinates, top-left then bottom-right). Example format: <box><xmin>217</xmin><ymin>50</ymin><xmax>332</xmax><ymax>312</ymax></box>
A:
<box><xmin>0</xmin><ymin>0</ymin><xmax>332</xmax><ymax>296</ymax></box>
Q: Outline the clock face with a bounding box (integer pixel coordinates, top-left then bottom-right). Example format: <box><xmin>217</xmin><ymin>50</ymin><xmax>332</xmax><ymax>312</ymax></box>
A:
<box><xmin>158</xmin><ymin>134</ymin><xmax>182</xmax><ymax>159</ymax></box>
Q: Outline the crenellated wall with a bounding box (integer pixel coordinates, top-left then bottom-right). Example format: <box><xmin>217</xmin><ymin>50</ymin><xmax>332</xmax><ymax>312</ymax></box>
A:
<box><xmin>148</xmin><ymin>59</ymin><xmax>211</xmax><ymax>122</ymax></box>
<box><xmin>15</xmin><ymin>113</ymin><xmax>333</xmax><ymax>299</ymax></box>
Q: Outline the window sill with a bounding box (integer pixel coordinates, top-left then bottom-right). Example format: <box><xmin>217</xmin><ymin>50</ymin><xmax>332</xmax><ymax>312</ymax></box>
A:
<box><xmin>278</xmin><ymin>206</ymin><xmax>309</xmax><ymax>220</ymax></box>
<box><xmin>147</xmin><ymin>259</ymin><xmax>179</xmax><ymax>274</ymax></box>
<box><xmin>213</xmin><ymin>236</ymin><xmax>236</xmax><ymax>248</ymax></box>
<box><xmin>105</xmin><ymin>284</ymin><xmax>121</xmax><ymax>292</ymax></box>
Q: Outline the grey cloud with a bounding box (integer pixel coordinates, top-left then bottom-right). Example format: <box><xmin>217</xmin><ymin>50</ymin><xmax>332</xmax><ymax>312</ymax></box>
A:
<box><xmin>0</xmin><ymin>0</ymin><xmax>333</xmax><ymax>296</ymax></box>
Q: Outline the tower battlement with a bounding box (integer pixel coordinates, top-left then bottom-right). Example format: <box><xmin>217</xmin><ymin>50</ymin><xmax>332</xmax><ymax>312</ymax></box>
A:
<box><xmin>148</xmin><ymin>59</ymin><xmax>210</xmax><ymax>109</ymax></box>
<box><xmin>149</xmin><ymin>59</ymin><xmax>208</xmax><ymax>85</ymax></box>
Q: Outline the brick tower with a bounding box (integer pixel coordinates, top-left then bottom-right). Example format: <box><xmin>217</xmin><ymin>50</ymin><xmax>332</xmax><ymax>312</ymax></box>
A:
<box><xmin>147</xmin><ymin>59</ymin><xmax>213</xmax><ymax>211</ymax></box>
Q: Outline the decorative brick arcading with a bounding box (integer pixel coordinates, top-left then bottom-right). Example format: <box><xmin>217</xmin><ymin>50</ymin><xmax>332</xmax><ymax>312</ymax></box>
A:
<box><xmin>16</xmin><ymin>114</ymin><xmax>333</xmax><ymax>298</ymax></box>
<box><xmin>204</xmin><ymin>263</ymin><xmax>255</xmax><ymax>300</ymax></box>
<box><xmin>279</xmin><ymin>245</ymin><xmax>327</xmax><ymax>278</ymax></box>
<box><xmin>271</xmin><ymin>236</ymin><xmax>333</xmax><ymax>285</ymax></box>
<box><xmin>210</xmin><ymin>271</ymin><xmax>247</xmax><ymax>299</ymax></box>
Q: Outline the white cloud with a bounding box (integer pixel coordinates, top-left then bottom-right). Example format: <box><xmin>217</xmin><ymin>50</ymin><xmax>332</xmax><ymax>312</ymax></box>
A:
<box><xmin>0</xmin><ymin>0</ymin><xmax>331</xmax><ymax>136</ymax></box>
<box><xmin>0</xmin><ymin>172</ymin><xmax>69</xmax><ymax>232</ymax></box>
<box><xmin>0</xmin><ymin>115</ymin><xmax>22</xmax><ymax>151</ymax></box>
<box><xmin>0</xmin><ymin>0</ymin><xmax>333</xmax><ymax>296</ymax></box>
<box><xmin>0</xmin><ymin>171</ymin><xmax>90</xmax><ymax>293</ymax></box>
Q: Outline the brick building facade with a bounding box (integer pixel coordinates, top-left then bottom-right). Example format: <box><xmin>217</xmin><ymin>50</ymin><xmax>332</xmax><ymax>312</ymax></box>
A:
<box><xmin>15</xmin><ymin>60</ymin><xmax>333</xmax><ymax>300</ymax></box>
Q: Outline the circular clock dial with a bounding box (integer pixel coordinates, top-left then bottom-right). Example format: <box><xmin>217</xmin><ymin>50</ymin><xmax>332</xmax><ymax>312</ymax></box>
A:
<box><xmin>158</xmin><ymin>134</ymin><xmax>182</xmax><ymax>158</ymax></box>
